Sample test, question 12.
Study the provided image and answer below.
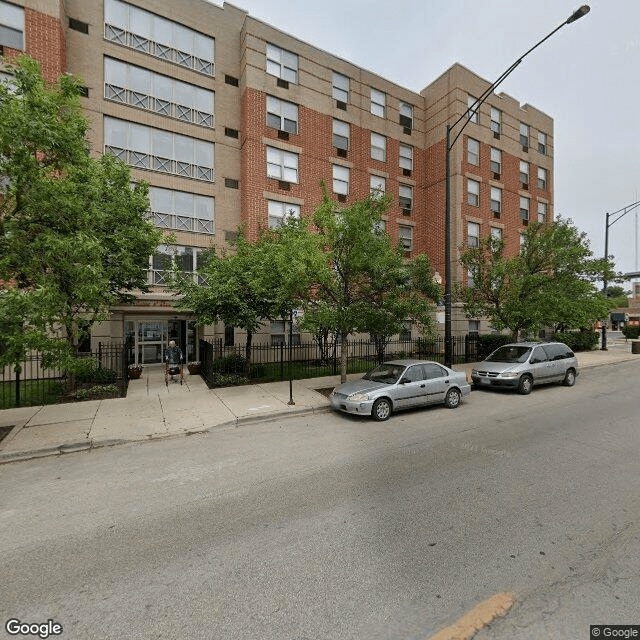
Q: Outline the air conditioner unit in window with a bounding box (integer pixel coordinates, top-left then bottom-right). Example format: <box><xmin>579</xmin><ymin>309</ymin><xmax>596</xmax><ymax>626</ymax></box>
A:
<box><xmin>277</xmin><ymin>130</ymin><xmax>289</xmax><ymax>140</ymax></box>
<box><xmin>522</xmin><ymin>145</ymin><xmax>529</xmax><ymax>152</ymax></box>
<box><xmin>336</xmin><ymin>100</ymin><xmax>347</xmax><ymax>110</ymax></box>
<box><xmin>522</xmin><ymin>218</ymin><xmax>529</xmax><ymax>226</ymax></box>
<box><xmin>336</xmin><ymin>148</ymin><xmax>347</xmax><ymax>158</ymax></box>
<box><xmin>402</xmin><ymin>168</ymin><xmax>412</xmax><ymax>177</ymax></box>
<box><xmin>493</xmin><ymin>131</ymin><xmax>500</xmax><ymax>139</ymax></box>
<box><xmin>403</xmin><ymin>126</ymin><xmax>412</xmax><ymax>136</ymax></box>
<box><xmin>493</xmin><ymin>172</ymin><xmax>500</xmax><ymax>180</ymax></box>
<box><xmin>402</xmin><ymin>208</ymin><xmax>412</xmax><ymax>216</ymax></box>
<box><xmin>492</xmin><ymin>210</ymin><xmax>501</xmax><ymax>219</ymax></box>
<box><xmin>337</xmin><ymin>194</ymin><xmax>347</xmax><ymax>202</ymax></box>
<box><xmin>277</xmin><ymin>78</ymin><xmax>289</xmax><ymax>89</ymax></box>
<box><xmin>522</xmin><ymin>182</ymin><xmax>529</xmax><ymax>190</ymax></box>
<box><xmin>278</xmin><ymin>180</ymin><xmax>290</xmax><ymax>190</ymax></box>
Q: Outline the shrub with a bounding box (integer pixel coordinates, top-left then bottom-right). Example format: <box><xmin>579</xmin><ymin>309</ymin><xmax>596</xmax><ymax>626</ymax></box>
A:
<box><xmin>552</xmin><ymin>330</ymin><xmax>599</xmax><ymax>352</ymax></box>
<box><xmin>622</xmin><ymin>325</ymin><xmax>640</xmax><ymax>339</ymax></box>
<box><xmin>214</xmin><ymin>373</ymin><xmax>249</xmax><ymax>387</ymax></box>
<box><xmin>73</xmin><ymin>358</ymin><xmax>117</xmax><ymax>383</ymax></box>
<box><xmin>212</xmin><ymin>353</ymin><xmax>248</xmax><ymax>374</ymax></box>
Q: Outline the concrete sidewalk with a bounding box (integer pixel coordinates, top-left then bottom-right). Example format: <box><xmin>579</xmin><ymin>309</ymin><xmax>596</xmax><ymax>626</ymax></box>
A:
<box><xmin>1</xmin><ymin>343</ymin><xmax>638</xmax><ymax>464</ymax></box>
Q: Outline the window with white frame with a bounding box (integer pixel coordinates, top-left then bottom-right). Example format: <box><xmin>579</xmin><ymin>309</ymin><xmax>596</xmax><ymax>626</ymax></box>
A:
<box><xmin>332</xmin><ymin>71</ymin><xmax>349</xmax><ymax>103</ymax></box>
<box><xmin>332</xmin><ymin>119</ymin><xmax>349</xmax><ymax>150</ymax></box>
<box><xmin>104</xmin><ymin>116</ymin><xmax>214</xmax><ymax>181</ymax></box>
<box><xmin>271</xmin><ymin>320</ymin><xmax>286</xmax><ymax>345</ymax></box>
<box><xmin>266</xmin><ymin>146</ymin><xmax>298</xmax><ymax>183</ymax></box>
<box><xmin>333</xmin><ymin>164</ymin><xmax>349</xmax><ymax>195</ymax></box>
<box><xmin>467</xmin><ymin>95</ymin><xmax>479</xmax><ymax>124</ymax></box>
<box><xmin>150</xmin><ymin>244</ymin><xmax>203</xmax><ymax>286</ymax></box>
<box><xmin>490</xmin><ymin>148</ymin><xmax>501</xmax><ymax>174</ymax></box>
<box><xmin>519</xmin><ymin>122</ymin><xmax>529</xmax><ymax>147</ymax></box>
<box><xmin>148</xmin><ymin>186</ymin><xmax>214</xmax><ymax>234</ymax></box>
<box><xmin>537</xmin><ymin>166</ymin><xmax>547</xmax><ymax>190</ymax></box>
<box><xmin>538</xmin><ymin>201</ymin><xmax>547</xmax><ymax>223</ymax></box>
<box><xmin>398</xmin><ymin>225</ymin><xmax>413</xmax><ymax>256</ymax></box>
<box><xmin>399</xmin><ymin>184</ymin><xmax>413</xmax><ymax>211</ymax></box>
<box><xmin>467</xmin><ymin>179</ymin><xmax>480</xmax><ymax>207</ymax></box>
<box><xmin>370</xmin><ymin>88</ymin><xmax>386</xmax><ymax>117</ymax></box>
<box><xmin>0</xmin><ymin>0</ymin><xmax>24</xmax><ymax>49</ymax></box>
<box><xmin>467</xmin><ymin>138</ymin><xmax>479</xmax><ymax>165</ymax></box>
<box><xmin>400</xmin><ymin>102</ymin><xmax>413</xmax><ymax>129</ymax></box>
<box><xmin>370</xmin><ymin>175</ymin><xmax>385</xmax><ymax>198</ymax></box>
<box><xmin>104</xmin><ymin>57</ymin><xmax>214</xmax><ymax>127</ymax></box>
<box><xmin>266</xmin><ymin>43</ymin><xmax>298</xmax><ymax>83</ymax></box>
<box><xmin>371</xmin><ymin>132</ymin><xmax>386</xmax><ymax>161</ymax></box>
<box><xmin>467</xmin><ymin>221</ymin><xmax>480</xmax><ymax>247</ymax></box>
<box><xmin>490</xmin><ymin>107</ymin><xmax>501</xmax><ymax>135</ymax></box>
<box><xmin>490</xmin><ymin>187</ymin><xmax>502</xmax><ymax>214</ymax></box>
<box><xmin>538</xmin><ymin>131</ymin><xmax>547</xmax><ymax>155</ymax></box>
<box><xmin>491</xmin><ymin>227</ymin><xmax>502</xmax><ymax>240</ymax></box>
<box><xmin>267</xmin><ymin>200</ymin><xmax>300</xmax><ymax>228</ymax></box>
<box><xmin>520</xmin><ymin>196</ymin><xmax>530</xmax><ymax>220</ymax></box>
<box><xmin>468</xmin><ymin>319</ymin><xmax>480</xmax><ymax>335</ymax></box>
<box><xmin>399</xmin><ymin>144</ymin><xmax>413</xmax><ymax>171</ymax></box>
<box><xmin>520</xmin><ymin>160</ymin><xmax>529</xmax><ymax>185</ymax></box>
<box><xmin>266</xmin><ymin>95</ymin><xmax>298</xmax><ymax>133</ymax></box>
<box><xmin>104</xmin><ymin>0</ymin><xmax>214</xmax><ymax>75</ymax></box>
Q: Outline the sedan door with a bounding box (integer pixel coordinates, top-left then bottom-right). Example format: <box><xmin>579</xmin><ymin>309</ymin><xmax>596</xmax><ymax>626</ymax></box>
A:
<box><xmin>422</xmin><ymin>363</ymin><xmax>450</xmax><ymax>404</ymax></box>
<box><xmin>393</xmin><ymin>365</ymin><xmax>428</xmax><ymax>409</ymax></box>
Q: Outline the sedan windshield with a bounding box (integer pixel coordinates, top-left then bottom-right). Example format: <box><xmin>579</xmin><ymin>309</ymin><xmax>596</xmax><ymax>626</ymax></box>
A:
<box><xmin>363</xmin><ymin>364</ymin><xmax>406</xmax><ymax>384</ymax></box>
<box><xmin>486</xmin><ymin>346</ymin><xmax>532</xmax><ymax>363</ymax></box>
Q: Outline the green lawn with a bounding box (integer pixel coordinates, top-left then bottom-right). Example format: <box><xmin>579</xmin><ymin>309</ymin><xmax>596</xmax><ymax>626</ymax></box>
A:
<box><xmin>0</xmin><ymin>378</ymin><xmax>67</xmax><ymax>410</ymax></box>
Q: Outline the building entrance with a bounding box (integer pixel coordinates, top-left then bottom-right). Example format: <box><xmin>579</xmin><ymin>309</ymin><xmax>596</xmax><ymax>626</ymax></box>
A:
<box><xmin>125</xmin><ymin>318</ymin><xmax>197</xmax><ymax>365</ymax></box>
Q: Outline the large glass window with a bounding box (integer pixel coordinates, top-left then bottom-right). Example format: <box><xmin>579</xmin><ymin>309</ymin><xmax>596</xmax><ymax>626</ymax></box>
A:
<box><xmin>490</xmin><ymin>148</ymin><xmax>501</xmax><ymax>174</ymax></box>
<box><xmin>371</xmin><ymin>132</ymin><xmax>386</xmax><ymax>162</ymax></box>
<box><xmin>149</xmin><ymin>186</ymin><xmax>214</xmax><ymax>234</ymax></box>
<box><xmin>520</xmin><ymin>160</ymin><xmax>530</xmax><ymax>186</ymax></box>
<box><xmin>399</xmin><ymin>184</ymin><xmax>413</xmax><ymax>211</ymax></box>
<box><xmin>467</xmin><ymin>179</ymin><xmax>480</xmax><ymax>207</ymax></box>
<box><xmin>520</xmin><ymin>122</ymin><xmax>530</xmax><ymax>147</ymax></box>
<box><xmin>538</xmin><ymin>201</ymin><xmax>547</xmax><ymax>223</ymax></box>
<box><xmin>104</xmin><ymin>0</ymin><xmax>214</xmax><ymax>75</ymax></box>
<box><xmin>490</xmin><ymin>107</ymin><xmax>501</xmax><ymax>135</ymax></box>
<box><xmin>370</xmin><ymin>175</ymin><xmax>385</xmax><ymax>198</ymax></box>
<box><xmin>332</xmin><ymin>71</ymin><xmax>349</xmax><ymax>103</ymax></box>
<box><xmin>467</xmin><ymin>222</ymin><xmax>480</xmax><ymax>247</ymax></box>
<box><xmin>332</xmin><ymin>119</ymin><xmax>349</xmax><ymax>150</ymax></box>
<box><xmin>467</xmin><ymin>138</ymin><xmax>479</xmax><ymax>166</ymax></box>
<box><xmin>537</xmin><ymin>167</ymin><xmax>548</xmax><ymax>190</ymax></box>
<box><xmin>268</xmin><ymin>200</ymin><xmax>300</xmax><ymax>228</ymax></box>
<box><xmin>104</xmin><ymin>58</ymin><xmax>214</xmax><ymax>127</ymax></box>
<box><xmin>520</xmin><ymin>196</ymin><xmax>530</xmax><ymax>220</ymax></box>
<box><xmin>538</xmin><ymin>131</ymin><xmax>547</xmax><ymax>155</ymax></box>
<box><xmin>333</xmin><ymin>165</ymin><xmax>349</xmax><ymax>195</ymax></box>
<box><xmin>467</xmin><ymin>95</ymin><xmax>479</xmax><ymax>124</ymax></box>
<box><xmin>150</xmin><ymin>245</ymin><xmax>203</xmax><ymax>286</ymax></box>
<box><xmin>266</xmin><ymin>95</ymin><xmax>298</xmax><ymax>133</ymax></box>
<box><xmin>104</xmin><ymin>116</ymin><xmax>214</xmax><ymax>181</ymax></box>
<box><xmin>266</xmin><ymin>146</ymin><xmax>299</xmax><ymax>183</ymax></box>
<box><xmin>399</xmin><ymin>102</ymin><xmax>413</xmax><ymax>129</ymax></box>
<box><xmin>266</xmin><ymin>43</ymin><xmax>298</xmax><ymax>83</ymax></box>
<box><xmin>399</xmin><ymin>144</ymin><xmax>413</xmax><ymax>171</ymax></box>
<box><xmin>491</xmin><ymin>187</ymin><xmax>502</xmax><ymax>215</ymax></box>
<box><xmin>0</xmin><ymin>1</ymin><xmax>24</xmax><ymax>49</ymax></box>
<box><xmin>370</xmin><ymin>88</ymin><xmax>386</xmax><ymax>117</ymax></box>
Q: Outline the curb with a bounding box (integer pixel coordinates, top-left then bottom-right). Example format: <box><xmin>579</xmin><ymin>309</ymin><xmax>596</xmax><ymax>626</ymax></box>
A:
<box><xmin>0</xmin><ymin>404</ymin><xmax>333</xmax><ymax>465</ymax></box>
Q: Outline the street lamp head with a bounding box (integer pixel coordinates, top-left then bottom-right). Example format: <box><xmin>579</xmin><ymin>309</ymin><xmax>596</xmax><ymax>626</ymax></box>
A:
<box><xmin>566</xmin><ymin>5</ymin><xmax>590</xmax><ymax>23</ymax></box>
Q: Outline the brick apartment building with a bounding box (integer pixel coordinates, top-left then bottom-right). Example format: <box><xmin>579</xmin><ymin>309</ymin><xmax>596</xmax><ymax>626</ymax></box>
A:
<box><xmin>1</xmin><ymin>0</ymin><xmax>554</xmax><ymax>364</ymax></box>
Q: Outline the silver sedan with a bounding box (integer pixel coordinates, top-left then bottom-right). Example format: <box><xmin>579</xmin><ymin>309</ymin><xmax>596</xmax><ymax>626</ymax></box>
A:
<box><xmin>330</xmin><ymin>359</ymin><xmax>471</xmax><ymax>421</ymax></box>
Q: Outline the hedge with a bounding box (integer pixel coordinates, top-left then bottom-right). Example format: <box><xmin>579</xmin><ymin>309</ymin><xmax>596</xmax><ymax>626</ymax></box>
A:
<box><xmin>552</xmin><ymin>330</ymin><xmax>599</xmax><ymax>352</ymax></box>
<box><xmin>622</xmin><ymin>326</ymin><xmax>640</xmax><ymax>339</ymax></box>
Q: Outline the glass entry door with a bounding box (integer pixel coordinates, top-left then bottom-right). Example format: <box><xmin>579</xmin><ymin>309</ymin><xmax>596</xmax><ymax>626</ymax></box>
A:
<box><xmin>125</xmin><ymin>318</ymin><xmax>197</xmax><ymax>365</ymax></box>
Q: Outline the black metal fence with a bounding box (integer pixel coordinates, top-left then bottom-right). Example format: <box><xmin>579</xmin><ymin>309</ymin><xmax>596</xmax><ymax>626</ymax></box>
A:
<box><xmin>0</xmin><ymin>342</ymin><xmax>133</xmax><ymax>409</ymax></box>
<box><xmin>199</xmin><ymin>335</ymin><xmax>483</xmax><ymax>388</ymax></box>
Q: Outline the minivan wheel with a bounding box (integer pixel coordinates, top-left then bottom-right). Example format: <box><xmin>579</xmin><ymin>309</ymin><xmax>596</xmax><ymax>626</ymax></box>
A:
<box><xmin>444</xmin><ymin>388</ymin><xmax>461</xmax><ymax>409</ymax></box>
<box><xmin>372</xmin><ymin>397</ymin><xmax>392</xmax><ymax>421</ymax></box>
<box><xmin>518</xmin><ymin>374</ymin><xmax>533</xmax><ymax>395</ymax></box>
<box><xmin>563</xmin><ymin>368</ymin><xmax>576</xmax><ymax>387</ymax></box>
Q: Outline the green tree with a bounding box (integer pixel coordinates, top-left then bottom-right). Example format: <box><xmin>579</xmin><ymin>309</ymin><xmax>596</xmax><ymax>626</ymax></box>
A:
<box><xmin>300</xmin><ymin>186</ymin><xmax>440</xmax><ymax>382</ymax></box>
<box><xmin>458</xmin><ymin>218</ymin><xmax>611</xmax><ymax>340</ymax></box>
<box><xmin>605</xmin><ymin>285</ymin><xmax>629</xmax><ymax>309</ymax></box>
<box><xmin>0</xmin><ymin>55</ymin><xmax>164</xmax><ymax>369</ymax></box>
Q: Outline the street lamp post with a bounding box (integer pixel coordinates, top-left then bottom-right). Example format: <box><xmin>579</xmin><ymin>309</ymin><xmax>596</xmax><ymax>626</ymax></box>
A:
<box><xmin>600</xmin><ymin>200</ymin><xmax>640</xmax><ymax>350</ymax></box>
<box><xmin>443</xmin><ymin>5</ymin><xmax>590</xmax><ymax>368</ymax></box>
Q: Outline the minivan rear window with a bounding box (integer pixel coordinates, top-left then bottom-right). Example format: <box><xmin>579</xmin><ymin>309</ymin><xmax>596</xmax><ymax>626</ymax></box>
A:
<box><xmin>486</xmin><ymin>345</ymin><xmax>531</xmax><ymax>363</ymax></box>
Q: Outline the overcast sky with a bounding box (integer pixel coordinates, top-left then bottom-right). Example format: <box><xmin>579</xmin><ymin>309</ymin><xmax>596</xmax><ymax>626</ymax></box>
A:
<box><xmin>224</xmin><ymin>0</ymin><xmax>640</xmax><ymax>281</ymax></box>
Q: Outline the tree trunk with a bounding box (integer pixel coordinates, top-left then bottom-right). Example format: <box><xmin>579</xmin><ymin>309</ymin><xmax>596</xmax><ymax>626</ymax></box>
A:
<box><xmin>340</xmin><ymin>335</ymin><xmax>349</xmax><ymax>384</ymax></box>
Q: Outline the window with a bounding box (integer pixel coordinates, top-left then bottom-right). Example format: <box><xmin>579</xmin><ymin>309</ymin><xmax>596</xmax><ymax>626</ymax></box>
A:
<box><xmin>224</xmin><ymin>325</ymin><xmax>235</xmax><ymax>347</ymax></box>
<box><xmin>467</xmin><ymin>138</ymin><xmax>479</xmax><ymax>166</ymax></box>
<box><xmin>398</xmin><ymin>226</ymin><xmax>413</xmax><ymax>257</ymax></box>
<box><xmin>371</xmin><ymin>132</ymin><xmax>386</xmax><ymax>161</ymax></box>
<box><xmin>104</xmin><ymin>0</ymin><xmax>214</xmax><ymax>75</ymax></box>
<box><xmin>69</xmin><ymin>17</ymin><xmax>89</xmax><ymax>34</ymax></box>
<box><xmin>332</xmin><ymin>119</ymin><xmax>349</xmax><ymax>150</ymax></box>
<box><xmin>519</xmin><ymin>233</ymin><xmax>526</xmax><ymax>248</ymax></box>
<box><xmin>370</xmin><ymin>175</ymin><xmax>385</xmax><ymax>198</ymax></box>
<box><xmin>399</xmin><ymin>184</ymin><xmax>413</xmax><ymax>211</ymax></box>
<box><xmin>104</xmin><ymin>116</ymin><xmax>214</xmax><ymax>181</ymax></box>
<box><xmin>371</xmin><ymin>88</ymin><xmax>385</xmax><ymax>117</ymax></box>
<box><xmin>491</xmin><ymin>227</ymin><xmax>502</xmax><ymax>240</ymax></box>
<box><xmin>333</xmin><ymin>164</ymin><xmax>349</xmax><ymax>195</ymax></box>
<box><xmin>225</xmin><ymin>74</ymin><xmax>239</xmax><ymax>87</ymax></box>
<box><xmin>399</xmin><ymin>102</ymin><xmax>413</xmax><ymax>129</ymax></box>
<box><xmin>467</xmin><ymin>222</ymin><xmax>480</xmax><ymax>248</ymax></box>
<box><xmin>520</xmin><ymin>160</ymin><xmax>529</xmax><ymax>186</ymax></box>
<box><xmin>538</xmin><ymin>131</ymin><xmax>547</xmax><ymax>155</ymax></box>
<box><xmin>490</xmin><ymin>187</ymin><xmax>502</xmax><ymax>215</ymax></box>
<box><xmin>490</xmin><ymin>107</ymin><xmax>501</xmax><ymax>135</ymax></box>
<box><xmin>537</xmin><ymin>167</ymin><xmax>548</xmax><ymax>190</ymax></box>
<box><xmin>520</xmin><ymin>122</ymin><xmax>529</xmax><ymax>148</ymax></box>
<box><xmin>271</xmin><ymin>321</ymin><xmax>286</xmax><ymax>345</ymax></box>
<box><xmin>468</xmin><ymin>320</ymin><xmax>480</xmax><ymax>335</ymax></box>
<box><xmin>266</xmin><ymin>43</ymin><xmax>298</xmax><ymax>83</ymax></box>
<box><xmin>399</xmin><ymin>320</ymin><xmax>412</xmax><ymax>342</ymax></box>
<box><xmin>373</xmin><ymin>219</ymin><xmax>386</xmax><ymax>235</ymax></box>
<box><xmin>0</xmin><ymin>0</ymin><xmax>24</xmax><ymax>49</ymax></box>
<box><xmin>268</xmin><ymin>200</ymin><xmax>300</xmax><ymax>228</ymax></box>
<box><xmin>399</xmin><ymin>144</ymin><xmax>413</xmax><ymax>171</ymax></box>
<box><xmin>490</xmin><ymin>148</ymin><xmax>501</xmax><ymax>175</ymax></box>
<box><xmin>520</xmin><ymin>196</ymin><xmax>530</xmax><ymax>220</ymax></box>
<box><xmin>467</xmin><ymin>268</ymin><xmax>475</xmax><ymax>288</ymax></box>
<box><xmin>538</xmin><ymin>201</ymin><xmax>547</xmax><ymax>223</ymax></box>
<box><xmin>266</xmin><ymin>95</ymin><xmax>298</xmax><ymax>133</ymax></box>
<box><xmin>148</xmin><ymin>186</ymin><xmax>214</xmax><ymax>234</ymax></box>
<box><xmin>266</xmin><ymin>146</ymin><xmax>298</xmax><ymax>183</ymax></box>
<box><xmin>332</xmin><ymin>71</ymin><xmax>349</xmax><ymax>103</ymax></box>
<box><xmin>150</xmin><ymin>245</ymin><xmax>203</xmax><ymax>285</ymax></box>
<box><xmin>467</xmin><ymin>179</ymin><xmax>480</xmax><ymax>207</ymax></box>
<box><xmin>104</xmin><ymin>57</ymin><xmax>214</xmax><ymax>127</ymax></box>
<box><xmin>467</xmin><ymin>95</ymin><xmax>479</xmax><ymax>124</ymax></box>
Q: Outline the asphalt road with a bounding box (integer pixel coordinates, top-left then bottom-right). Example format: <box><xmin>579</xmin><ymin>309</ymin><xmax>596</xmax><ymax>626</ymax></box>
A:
<box><xmin>1</xmin><ymin>360</ymin><xmax>639</xmax><ymax>640</ymax></box>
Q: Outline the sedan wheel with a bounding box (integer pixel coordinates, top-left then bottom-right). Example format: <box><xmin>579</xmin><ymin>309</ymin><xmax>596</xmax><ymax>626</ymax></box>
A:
<box><xmin>444</xmin><ymin>388</ymin><xmax>461</xmax><ymax>409</ymax></box>
<box><xmin>518</xmin><ymin>375</ymin><xmax>533</xmax><ymax>395</ymax></box>
<box><xmin>372</xmin><ymin>397</ymin><xmax>392</xmax><ymax>421</ymax></box>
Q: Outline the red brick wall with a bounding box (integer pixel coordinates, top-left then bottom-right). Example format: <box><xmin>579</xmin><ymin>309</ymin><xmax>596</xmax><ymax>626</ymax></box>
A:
<box><xmin>24</xmin><ymin>7</ymin><xmax>66</xmax><ymax>83</ymax></box>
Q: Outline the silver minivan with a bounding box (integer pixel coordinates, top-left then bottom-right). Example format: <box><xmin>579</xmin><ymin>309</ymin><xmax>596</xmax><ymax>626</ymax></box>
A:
<box><xmin>471</xmin><ymin>342</ymin><xmax>579</xmax><ymax>395</ymax></box>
